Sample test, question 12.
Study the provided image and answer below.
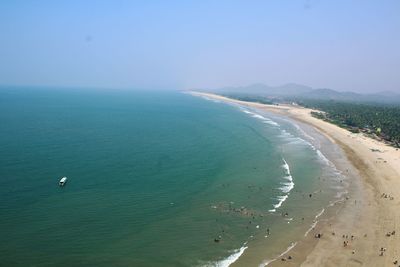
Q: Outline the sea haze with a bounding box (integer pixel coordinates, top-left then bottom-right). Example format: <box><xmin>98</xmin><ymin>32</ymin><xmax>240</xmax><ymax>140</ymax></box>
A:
<box><xmin>0</xmin><ymin>88</ymin><xmax>344</xmax><ymax>266</ymax></box>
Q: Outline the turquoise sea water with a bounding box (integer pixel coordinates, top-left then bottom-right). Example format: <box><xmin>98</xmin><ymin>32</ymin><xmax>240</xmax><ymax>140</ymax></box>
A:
<box><xmin>0</xmin><ymin>88</ymin><xmax>344</xmax><ymax>266</ymax></box>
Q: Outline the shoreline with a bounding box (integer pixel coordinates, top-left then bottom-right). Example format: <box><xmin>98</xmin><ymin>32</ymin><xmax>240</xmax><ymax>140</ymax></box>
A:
<box><xmin>189</xmin><ymin>91</ymin><xmax>400</xmax><ymax>266</ymax></box>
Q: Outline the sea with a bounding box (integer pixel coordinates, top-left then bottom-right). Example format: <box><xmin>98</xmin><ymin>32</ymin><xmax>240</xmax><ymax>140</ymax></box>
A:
<box><xmin>0</xmin><ymin>88</ymin><xmax>348</xmax><ymax>267</ymax></box>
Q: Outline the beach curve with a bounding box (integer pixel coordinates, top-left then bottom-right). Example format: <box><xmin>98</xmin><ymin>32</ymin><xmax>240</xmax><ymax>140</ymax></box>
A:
<box><xmin>189</xmin><ymin>91</ymin><xmax>400</xmax><ymax>267</ymax></box>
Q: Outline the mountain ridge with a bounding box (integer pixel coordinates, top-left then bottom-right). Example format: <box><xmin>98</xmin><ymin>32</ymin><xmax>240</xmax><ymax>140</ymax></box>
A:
<box><xmin>197</xmin><ymin>83</ymin><xmax>400</xmax><ymax>104</ymax></box>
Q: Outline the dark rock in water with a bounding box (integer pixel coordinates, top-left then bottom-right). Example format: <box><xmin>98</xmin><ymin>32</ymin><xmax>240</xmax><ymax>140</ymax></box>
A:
<box><xmin>214</xmin><ymin>238</ymin><xmax>220</xmax><ymax>243</ymax></box>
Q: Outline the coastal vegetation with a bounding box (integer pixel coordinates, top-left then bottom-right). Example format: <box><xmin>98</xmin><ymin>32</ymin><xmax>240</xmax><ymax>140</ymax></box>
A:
<box><xmin>222</xmin><ymin>94</ymin><xmax>400</xmax><ymax>148</ymax></box>
<box><xmin>298</xmin><ymin>100</ymin><xmax>400</xmax><ymax>147</ymax></box>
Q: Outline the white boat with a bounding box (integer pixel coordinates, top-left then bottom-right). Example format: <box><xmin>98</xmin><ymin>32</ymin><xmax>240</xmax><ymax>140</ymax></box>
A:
<box><xmin>59</xmin><ymin>177</ymin><xmax>67</xmax><ymax>186</ymax></box>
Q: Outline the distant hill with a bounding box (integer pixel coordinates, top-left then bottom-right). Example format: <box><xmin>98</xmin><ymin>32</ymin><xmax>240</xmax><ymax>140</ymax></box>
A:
<box><xmin>199</xmin><ymin>83</ymin><xmax>400</xmax><ymax>104</ymax></box>
<box><xmin>206</xmin><ymin>83</ymin><xmax>313</xmax><ymax>96</ymax></box>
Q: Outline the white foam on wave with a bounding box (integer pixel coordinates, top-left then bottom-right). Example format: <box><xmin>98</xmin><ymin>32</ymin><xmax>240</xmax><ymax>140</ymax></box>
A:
<box><xmin>277</xmin><ymin>119</ymin><xmax>338</xmax><ymax>174</ymax></box>
<box><xmin>198</xmin><ymin>95</ymin><xmax>222</xmax><ymax>103</ymax></box>
<box><xmin>304</xmin><ymin>208</ymin><xmax>325</xmax><ymax>237</ymax></box>
<box><xmin>277</xmin><ymin>117</ymin><xmax>323</xmax><ymax>153</ymax></box>
<box><xmin>240</xmin><ymin>108</ymin><xmax>252</xmax><ymax>114</ymax></box>
<box><xmin>315</xmin><ymin>208</ymin><xmax>325</xmax><ymax>219</ymax></box>
<box><xmin>316</xmin><ymin>149</ymin><xmax>332</xmax><ymax>166</ymax></box>
<box><xmin>304</xmin><ymin>220</ymin><xmax>318</xmax><ymax>237</ymax></box>
<box><xmin>272</xmin><ymin>195</ymin><xmax>288</xmax><ymax>209</ymax></box>
<box><xmin>259</xmin><ymin>242</ymin><xmax>297</xmax><ymax>266</ymax></box>
<box><xmin>280</xmin><ymin>158</ymin><xmax>294</xmax><ymax>193</ymax></box>
<box><xmin>269</xmin><ymin>191</ymin><xmax>346</xmax><ymax>262</ymax></box>
<box><xmin>328</xmin><ymin>197</ymin><xmax>345</xmax><ymax>207</ymax></box>
<box><xmin>239</xmin><ymin>108</ymin><xmax>280</xmax><ymax>127</ymax></box>
<box><xmin>286</xmin><ymin>137</ymin><xmax>309</xmax><ymax>146</ymax></box>
<box><xmin>272</xmin><ymin>115</ymin><xmax>341</xmax><ymax>185</ymax></box>
<box><xmin>292</xmin><ymin>121</ymin><xmax>316</xmax><ymax>142</ymax></box>
<box><xmin>270</xmin><ymin>158</ymin><xmax>294</xmax><ymax>212</ymax></box>
<box><xmin>280</xmin><ymin>129</ymin><xmax>292</xmax><ymax>137</ymax></box>
<box><xmin>314</xmin><ymin>149</ymin><xmax>352</xmax><ymax>200</ymax></box>
<box><xmin>279</xmin><ymin>128</ymin><xmax>315</xmax><ymax>149</ymax></box>
<box><xmin>283</xmin><ymin>121</ymin><xmax>345</xmax><ymax>192</ymax></box>
<box><xmin>252</xmin><ymin>114</ymin><xmax>265</xmax><ymax>120</ymax></box>
<box><xmin>202</xmin><ymin>244</ymin><xmax>248</xmax><ymax>267</ymax></box>
<box><xmin>262</xmin><ymin>120</ymin><xmax>280</xmax><ymax>126</ymax></box>
<box><xmin>282</xmin><ymin>158</ymin><xmax>290</xmax><ymax>173</ymax></box>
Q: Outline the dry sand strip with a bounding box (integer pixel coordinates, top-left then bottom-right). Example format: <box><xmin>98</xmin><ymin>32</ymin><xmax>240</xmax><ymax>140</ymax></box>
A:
<box><xmin>189</xmin><ymin>91</ymin><xmax>400</xmax><ymax>267</ymax></box>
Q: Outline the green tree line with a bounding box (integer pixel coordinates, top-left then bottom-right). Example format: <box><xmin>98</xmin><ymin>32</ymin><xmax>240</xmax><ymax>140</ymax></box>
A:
<box><xmin>300</xmin><ymin>100</ymin><xmax>400</xmax><ymax>147</ymax></box>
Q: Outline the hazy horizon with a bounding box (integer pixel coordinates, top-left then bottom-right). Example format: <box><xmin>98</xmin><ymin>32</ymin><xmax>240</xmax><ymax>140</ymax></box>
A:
<box><xmin>1</xmin><ymin>1</ymin><xmax>400</xmax><ymax>93</ymax></box>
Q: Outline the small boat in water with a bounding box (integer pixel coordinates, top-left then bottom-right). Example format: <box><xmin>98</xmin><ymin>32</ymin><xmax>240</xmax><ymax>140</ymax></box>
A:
<box><xmin>59</xmin><ymin>177</ymin><xmax>67</xmax><ymax>187</ymax></box>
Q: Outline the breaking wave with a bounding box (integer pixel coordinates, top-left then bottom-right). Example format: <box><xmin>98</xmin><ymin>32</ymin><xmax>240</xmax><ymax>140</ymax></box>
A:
<box><xmin>201</xmin><ymin>244</ymin><xmax>248</xmax><ymax>267</ymax></box>
<box><xmin>269</xmin><ymin>158</ymin><xmax>294</xmax><ymax>212</ymax></box>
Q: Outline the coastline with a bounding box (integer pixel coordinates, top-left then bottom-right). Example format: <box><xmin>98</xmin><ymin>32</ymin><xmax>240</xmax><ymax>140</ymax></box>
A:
<box><xmin>189</xmin><ymin>91</ymin><xmax>400</xmax><ymax>266</ymax></box>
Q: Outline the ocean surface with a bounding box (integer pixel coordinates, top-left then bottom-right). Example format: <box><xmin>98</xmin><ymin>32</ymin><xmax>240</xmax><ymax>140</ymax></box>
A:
<box><xmin>0</xmin><ymin>88</ymin><xmax>347</xmax><ymax>267</ymax></box>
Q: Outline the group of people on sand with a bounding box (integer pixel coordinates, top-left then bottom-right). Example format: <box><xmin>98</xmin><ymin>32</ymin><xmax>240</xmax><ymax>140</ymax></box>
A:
<box><xmin>385</xmin><ymin>230</ymin><xmax>396</xmax><ymax>237</ymax></box>
<box><xmin>377</xmin><ymin>249</ymin><xmax>399</xmax><ymax>266</ymax></box>
<box><xmin>380</xmin><ymin>230</ymin><xmax>396</xmax><ymax>258</ymax></box>
<box><xmin>305</xmin><ymin>225</ymin><xmax>399</xmax><ymax>261</ymax></box>
<box><xmin>341</xmin><ymin>234</ymin><xmax>355</xmax><ymax>248</ymax></box>
<box><xmin>339</xmin><ymin>230</ymin><xmax>397</xmax><ymax>258</ymax></box>
<box><xmin>381</xmin><ymin>193</ymin><xmax>395</xmax><ymax>200</ymax></box>
<box><xmin>281</xmin><ymin>255</ymin><xmax>292</xmax><ymax>262</ymax></box>
<box><xmin>379</xmin><ymin>247</ymin><xmax>387</xmax><ymax>256</ymax></box>
<box><xmin>342</xmin><ymin>234</ymin><xmax>355</xmax><ymax>240</ymax></box>
<box><xmin>340</xmin><ymin>234</ymin><xmax>358</xmax><ymax>255</ymax></box>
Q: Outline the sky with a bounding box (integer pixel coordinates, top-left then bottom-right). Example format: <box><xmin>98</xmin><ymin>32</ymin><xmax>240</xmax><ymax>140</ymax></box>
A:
<box><xmin>1</xmin><ymin>1</ymin><xmax>400</xmax><ymax>93</ymax></box>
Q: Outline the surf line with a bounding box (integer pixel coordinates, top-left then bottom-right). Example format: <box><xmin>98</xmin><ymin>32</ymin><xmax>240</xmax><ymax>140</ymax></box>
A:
<box><xmin>260</xmin><ymin>242</ymin><xmax>298</xmax><ymax>266</ymax></box>
<box><xmin>201</xmin><ymin>242</ymin><xmax>248</xmax><ymax>267</ymax></box>
<box><xmin>269</xmin><ymin>158</ymin><xmax>294</xmax><ymax>212</ymax></box>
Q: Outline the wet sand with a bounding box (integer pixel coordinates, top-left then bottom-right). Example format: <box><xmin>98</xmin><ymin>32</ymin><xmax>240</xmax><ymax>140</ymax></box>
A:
<box><xmin>190</xmin><ymin>91</ymin><xmax>400</xmax><ymax>266</ymax></box>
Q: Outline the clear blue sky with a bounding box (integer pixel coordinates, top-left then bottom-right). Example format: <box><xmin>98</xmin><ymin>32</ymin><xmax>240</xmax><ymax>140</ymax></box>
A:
<box><xmin>1</xmin><ymin>1</ymin><xmax>399</xmax><ymax>92</ymax></box>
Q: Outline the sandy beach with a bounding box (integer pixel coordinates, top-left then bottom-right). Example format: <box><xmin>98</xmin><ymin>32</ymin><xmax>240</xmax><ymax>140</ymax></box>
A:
<box><xmin>190</xmin><ymin>91</ymin><xmax>400</xmax><ymax>266</ymax></box>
